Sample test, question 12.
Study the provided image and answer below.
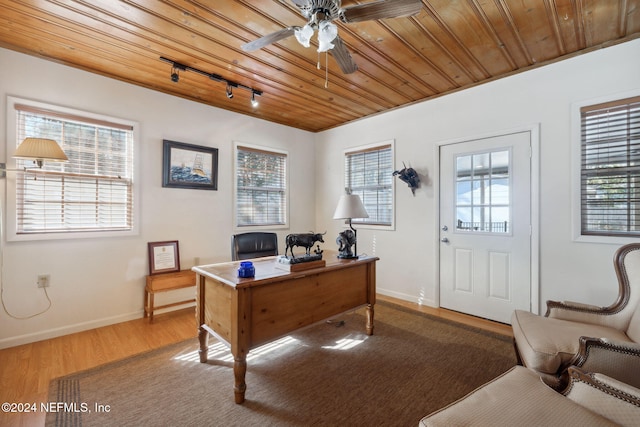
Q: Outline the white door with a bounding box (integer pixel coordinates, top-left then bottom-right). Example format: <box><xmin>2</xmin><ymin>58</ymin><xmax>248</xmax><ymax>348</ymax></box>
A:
<box><xmin>439</xmin><ymin>131</ymin><xmax>531</xmax><ymax>324</ymax></box>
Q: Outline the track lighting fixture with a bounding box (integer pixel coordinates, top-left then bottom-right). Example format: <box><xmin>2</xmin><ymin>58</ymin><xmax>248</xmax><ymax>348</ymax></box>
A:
<box><xmin>160</xmin><ymin>57</ymin><xmax>263</xmax><ymax>107</ymax></box>
<box><xmin>170</xmin><ymin>63</ymin><xmax>185</xmax><ymax>83</ymax></box>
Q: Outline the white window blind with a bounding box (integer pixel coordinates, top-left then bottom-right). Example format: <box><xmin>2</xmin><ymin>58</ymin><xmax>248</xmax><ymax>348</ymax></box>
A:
<box><xmin>15</xmin><ymin>104</ymin><xmax>134</xmax><ymax>234</ymax></box>
<box><xmin>236</xmin><ymin>145</ymin><xmax>287</xmax><ymax>226</ymax></box>
<box><xmin>581</xmin><ymin>96</ymin><xmax>640</xmax><ymax>236</ymax></box>
<box><xmin>345</xmin><ymin>144</ymin><xmax>393</xmax><ymax>226</ymax></box>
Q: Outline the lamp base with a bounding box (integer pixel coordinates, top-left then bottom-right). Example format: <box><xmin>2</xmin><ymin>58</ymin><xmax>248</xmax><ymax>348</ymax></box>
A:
<box><xmin>337</xmin><ymin>254</ymin><xmax>358</xmax><ymax>259</ymax></box>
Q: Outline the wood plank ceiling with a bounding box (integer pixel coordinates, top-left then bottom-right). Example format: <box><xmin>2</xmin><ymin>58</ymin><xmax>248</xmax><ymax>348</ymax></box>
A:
<box><xmin>0</xmin><ymin>0</ymin><xmax>638</xmax><ymax>132</ymax></box>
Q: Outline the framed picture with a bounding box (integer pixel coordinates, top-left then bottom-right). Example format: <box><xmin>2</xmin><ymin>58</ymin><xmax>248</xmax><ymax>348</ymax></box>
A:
<box><xmin>162</xmin><ymin>139</ymin><xmax>218</xmax><ymax>190</ymax></box>
<box><xmin>148</xmin><ymin>240</ymin><xmax>180</xmax><ymax>275</ymax></box>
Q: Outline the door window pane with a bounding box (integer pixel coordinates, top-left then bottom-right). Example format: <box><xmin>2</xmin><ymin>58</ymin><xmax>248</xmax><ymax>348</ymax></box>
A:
<box><xmin>455</xmin><ymin>150</ymin><xmax>511</xmax><ymax>234</ymax></box>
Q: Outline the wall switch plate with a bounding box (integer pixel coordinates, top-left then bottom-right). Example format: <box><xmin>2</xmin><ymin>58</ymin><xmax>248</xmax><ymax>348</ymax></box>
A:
<box><xmin>37</xmin><ymin>274</ymin><xmax>50</xmax><ymax>288</ymax></box>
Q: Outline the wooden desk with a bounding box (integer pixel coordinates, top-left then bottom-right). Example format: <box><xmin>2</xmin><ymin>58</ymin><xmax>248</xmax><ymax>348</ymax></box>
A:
<box><xmin>192</xmin><ymin>253</ymin><xmax>378</xmax><ymax>404</ymax></box>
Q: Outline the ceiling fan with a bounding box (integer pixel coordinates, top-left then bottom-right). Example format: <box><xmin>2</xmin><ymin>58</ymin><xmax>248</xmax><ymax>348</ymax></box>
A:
<box><xmin>241</xmin><ymin>0</ymin><xmax>423</xmax><ymax>74</ymax></box>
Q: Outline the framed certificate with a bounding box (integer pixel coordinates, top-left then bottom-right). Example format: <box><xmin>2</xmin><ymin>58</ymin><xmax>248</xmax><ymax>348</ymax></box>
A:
<box><xmin>148</xmin><ymin>240</ymin><xmax>180</xmax><ymax>275</ymax></box>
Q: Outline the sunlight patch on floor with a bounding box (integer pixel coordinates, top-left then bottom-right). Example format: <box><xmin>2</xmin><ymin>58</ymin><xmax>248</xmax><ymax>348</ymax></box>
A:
<box><xmin>173</xmin><ymin>336</ymin><xmax>299</xmax><ymax>362</ymax></box>
<box><xmin>322</xmin><ymin>336</ymin><xmax>366</xmax><ymax>350</ymax></box>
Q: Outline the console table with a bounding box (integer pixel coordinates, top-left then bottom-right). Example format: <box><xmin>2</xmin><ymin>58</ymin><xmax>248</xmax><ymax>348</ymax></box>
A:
<box><xmin>192</xmin><ymin>253</ymin><xmax>378</xmax><ymax>403</ymax></box>
<box><xmin>144</xmin><ymin>270</ymin><xmax>196</xmax><ymax>322</ymax></box>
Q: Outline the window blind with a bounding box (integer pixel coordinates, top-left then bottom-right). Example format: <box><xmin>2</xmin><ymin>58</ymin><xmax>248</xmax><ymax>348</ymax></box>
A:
<box><xmin>580</xmin><ymin>96</ymin><xmax>640</xmax><ymax>236</ymax></box>
<box><xmin>236</xmin><ymin>146</ymin><xmax>287</xmax><ymax>226</ymax></box>
<box><xmin>15</xmin><ymin>105</ymin><xmax>134</xmax><ymax>234</ymax></box>
<box><xmin>345</xmin><ymin>144</ymin><xmax>393</xmax><ymax>225</ymax></box>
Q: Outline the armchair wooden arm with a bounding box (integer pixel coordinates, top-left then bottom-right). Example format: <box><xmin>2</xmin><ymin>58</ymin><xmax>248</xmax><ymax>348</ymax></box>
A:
<box><xmin>563</xmin><ymin>366</ymin><xmax>640</xmax><ymax>425</ymax></box>
<box><xmin>545</xmin><ymin>300</ymin><xmax>607</xmax><ymax>317</ymax></box>
<box><xmin>564</xmin><ymin>337</ymin><xmax>640</xmax><ymax>389</ymax></box>
<box><xmin>544</xmin><ymin>244</ymin><xmax>637</xmax><ymax>328</ymax></box>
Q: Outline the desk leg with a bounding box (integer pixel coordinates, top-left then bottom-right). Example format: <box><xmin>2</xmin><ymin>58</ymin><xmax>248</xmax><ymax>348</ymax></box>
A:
<box><xmin>234</xmin><ymin>357</ymin><xmax>247</xmax><ymax>404</ymax></box>
<box><xmin>198</xmin><ymin>326</ymin><xmax>209</xmax><ymax>363</ymax></box>
<box><xmin>366</xmin><ymin>303</ymin><xmax>374</xmax><ymax>336</ymax></box>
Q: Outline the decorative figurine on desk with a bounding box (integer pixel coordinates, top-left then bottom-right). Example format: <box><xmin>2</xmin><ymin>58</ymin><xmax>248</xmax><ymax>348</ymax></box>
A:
<box><xmin>336</xmin><ymin>229</ymin><xmax>356</xmax><ymax>259</ymax></box>
<box><xmin>284</xmin><ymin>232</ymin><xmax>326</xmax><ymax>259</ymax></box>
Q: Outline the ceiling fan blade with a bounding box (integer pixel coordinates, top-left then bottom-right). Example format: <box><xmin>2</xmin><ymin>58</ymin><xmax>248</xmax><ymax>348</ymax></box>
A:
<box><xmin>241</xmin><ymin>27</ymin><xmax>298</xmax><ymax>52</ymax></box>
<box><xmin>341</xmin><ymin>0</ymin><xmax>422</xmax><ymax>23</ymax></box>
<box><xmin>330</xmin><ymin>36</ymin><xmax>358</xmax><ymax>74</ymax></box>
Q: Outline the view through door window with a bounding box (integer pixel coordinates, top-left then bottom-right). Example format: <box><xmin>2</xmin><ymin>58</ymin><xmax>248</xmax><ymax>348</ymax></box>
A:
<box><xmin>455</xmin><ymin>150</ymin><xmax>510</xmax><ymax>233</ymax></box>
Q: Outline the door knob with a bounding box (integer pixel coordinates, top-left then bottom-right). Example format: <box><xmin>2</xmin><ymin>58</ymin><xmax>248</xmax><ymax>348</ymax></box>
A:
<box><xmin>441</xmin><ymin>225</ymin><xmax>448</xmax><ymax>231</ymax></box>
<box><xmin>441</xmin><ymin>237</ymin><xmax>449</xmax><ymax>243</ymax></box>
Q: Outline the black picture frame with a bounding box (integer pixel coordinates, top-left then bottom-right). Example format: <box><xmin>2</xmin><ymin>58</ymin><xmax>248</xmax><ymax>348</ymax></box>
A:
<box><xmin>162</xmin><ymin>139</ymin><xmax>218</xmax><ymax>190</ymax></box>
<box><xmin>147</xmin><ymin>240</ymin><xmax>180</xmax><ymax>275</ymax></box>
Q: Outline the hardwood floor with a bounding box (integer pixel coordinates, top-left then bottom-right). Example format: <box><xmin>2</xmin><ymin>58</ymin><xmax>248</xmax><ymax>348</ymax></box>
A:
<box><xmin>0</xmin><ymin>295</ymin><xmax>511</xmax><ymax>427</ymax></box>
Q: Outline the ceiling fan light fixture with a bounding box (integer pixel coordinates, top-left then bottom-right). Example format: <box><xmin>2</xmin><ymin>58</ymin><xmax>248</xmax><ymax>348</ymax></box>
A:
<box><xmin>317</xmin><ymin>21</ymin><xmax>338</xmax><ymax>52</ymax></box>
<box><xmin>294</xmin><ymin>24</ymin><xmax>313</xmax><ymax>47</ymax></box>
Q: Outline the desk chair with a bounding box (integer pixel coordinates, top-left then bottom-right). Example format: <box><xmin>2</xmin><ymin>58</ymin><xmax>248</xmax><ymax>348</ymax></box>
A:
<box><xmin>231</xmin><ymin>232</ymin><xmax>278</xmax><ymax>261</ymax></box>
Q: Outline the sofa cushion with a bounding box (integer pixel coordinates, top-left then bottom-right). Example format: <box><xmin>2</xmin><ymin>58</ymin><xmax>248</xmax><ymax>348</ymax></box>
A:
<box><xmin>511</xmin><ymin>309</ymin><xmax>631</xmax><ymax>374</ymax></box>
<box><xmin>419</xmin><ymin>366</ymin><xmax>617</xmax><ymax>426</ymax></box>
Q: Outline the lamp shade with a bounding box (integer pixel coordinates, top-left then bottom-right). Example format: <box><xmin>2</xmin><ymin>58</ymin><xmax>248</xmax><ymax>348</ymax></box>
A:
<box><xmin>333</xmin><ymin>194</ymin><xmax>369</xmax><ymax>220</ymax></box>
<box><xmin>14</xmin><ymin>138</ymin><xmax>68</xmax><ymax>163</ymax></box>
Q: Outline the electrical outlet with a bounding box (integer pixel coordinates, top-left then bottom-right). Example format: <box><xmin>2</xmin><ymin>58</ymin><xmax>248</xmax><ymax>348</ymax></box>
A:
<box><xmin>37</xmin><ymin>274</ymin><xmax>50</xmax><ymax>288</ymax></box>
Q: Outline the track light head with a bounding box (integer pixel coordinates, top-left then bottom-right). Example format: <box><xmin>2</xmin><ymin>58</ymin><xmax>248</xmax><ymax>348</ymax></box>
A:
<box><xmin>226</xmin><ymin>84</ymin><xmax>234</xmax><ymax>99</ymax></box>
<box><xmin>251</xmin><ymin>91</ymin><xmax>259</xmax><ymax>108</ymax></box>
<box><xmin>170</xmin><ymin>67</ymin><xmax>179</xmax><ymax>83</ymax></box>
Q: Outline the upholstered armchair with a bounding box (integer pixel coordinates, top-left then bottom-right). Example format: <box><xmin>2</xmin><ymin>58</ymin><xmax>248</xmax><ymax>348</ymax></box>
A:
<box><xmin>511</xmin><ymin>242</ymin><xmax>640</xmax><ymax>387</ymax></box>
<box><xmin>420</xmin><ymin>365</ymin><xmax>640</xmax><ymax>426</ymax></box>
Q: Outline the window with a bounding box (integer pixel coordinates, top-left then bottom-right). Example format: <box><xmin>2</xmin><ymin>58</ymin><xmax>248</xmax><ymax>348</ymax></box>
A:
<box><xmin>9</xmin><ymin>99</ymin><xmax>135</xmax><ymax>238</ymax></box>
<box><xmin>235</xmin><ymin>144</ymin><xmax>287</xmax><ymax>227</ymax></box>
<box><xmin>455</xmin><ymin>150</ymin><xmax>510</xmax><ymax>233</ymax></box>
<box><xmin>580</xmin><ymin>96</ymin><xmax>640</xmax><ymax>236</ymax></box>
<box><xmin>344</xmin><ymin>142</ymin><xmax>393</xmax><ymax>226</ymax></box>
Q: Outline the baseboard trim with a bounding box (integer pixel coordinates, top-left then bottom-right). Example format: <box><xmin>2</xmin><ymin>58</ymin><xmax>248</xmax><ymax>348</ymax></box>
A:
<box><xmin>377</xmin><ymin>288</ymin><xmax>436</xmax><ymax>307</ymax></box>
<box><xmin>0</xmin><ymin>310</ymin><xmax>143</xmax><ymax>349</ymax></box>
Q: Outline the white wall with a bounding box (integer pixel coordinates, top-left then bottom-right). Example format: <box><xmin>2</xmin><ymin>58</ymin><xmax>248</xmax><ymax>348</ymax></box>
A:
<box><xmin>2</xmin><ymin>39</ymin><xmax>639</xmax><ymax>348</ymax></box>
<box><xmin>315</xmin><ymin>39</ymin><xmax>640</xmax><ymax>311</ymax></box>
<box><xmin>0</xmin><ymin>48</ymin><xmax>316</xmax><ymax>348</ymax></box>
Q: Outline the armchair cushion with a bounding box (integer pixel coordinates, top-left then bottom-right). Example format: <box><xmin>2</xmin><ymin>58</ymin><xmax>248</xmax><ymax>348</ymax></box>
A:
<box><xmin>511</xmin><ymin>309</ymin><xmax>632</xmax><ymax>375</ymax></box>
<box><xmin>419</xmin><ymin>366</ymin><xmax>620</xmax><ymax>426</ymax></box>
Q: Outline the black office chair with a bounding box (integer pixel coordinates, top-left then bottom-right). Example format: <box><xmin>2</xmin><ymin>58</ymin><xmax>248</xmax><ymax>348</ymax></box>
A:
<box><xmin>231</xmin><ymin>232</ymin><xmax>278</xmax><ymax>261</ymax></box>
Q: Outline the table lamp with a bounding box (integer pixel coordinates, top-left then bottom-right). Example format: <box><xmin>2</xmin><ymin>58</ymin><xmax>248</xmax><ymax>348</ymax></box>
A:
<box><xmin>333</xmin><ymin>189</ymin><xmax>369</xmax><ymax>258</ymax></box>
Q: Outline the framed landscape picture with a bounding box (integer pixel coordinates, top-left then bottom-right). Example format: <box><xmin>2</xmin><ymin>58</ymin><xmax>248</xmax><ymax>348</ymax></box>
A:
<box><xmin>162</xmin><ymin>139</ymin><xmax>218</xmax><ymax>190</ymax></box>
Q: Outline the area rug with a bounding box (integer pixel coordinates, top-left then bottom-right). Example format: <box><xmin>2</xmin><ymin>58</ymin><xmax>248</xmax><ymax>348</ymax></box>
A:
<box><xmin>46</xmin><ymin>301</ymin><xmax>516</xmax><ymax>426</ymax></box>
